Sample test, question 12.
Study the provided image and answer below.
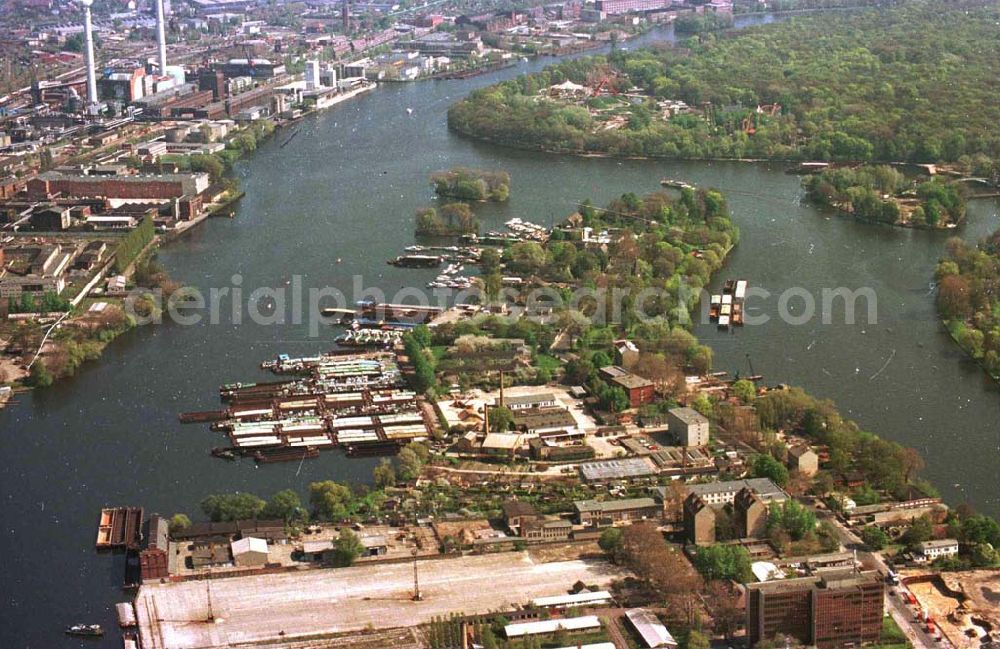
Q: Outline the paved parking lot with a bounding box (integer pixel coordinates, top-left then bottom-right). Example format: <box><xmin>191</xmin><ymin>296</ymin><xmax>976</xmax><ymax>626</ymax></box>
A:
<box><xmin>137</xmin><ymin>551</ymin><xmax>629</xmax><ymax>649</ymax></box>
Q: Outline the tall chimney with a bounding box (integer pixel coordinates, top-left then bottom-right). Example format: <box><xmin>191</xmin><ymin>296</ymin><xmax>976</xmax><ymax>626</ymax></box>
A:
<box><xmin>81</xmin><ymin>0</ymin><xmax>98</xmax><ymax>113</ymax></box>
<box><xmin>342</xmin><ymin>0</ymin><xmax>350</xmax><ymax>33</ymax></box>
<box><xmin>155</xmin><ymin>0</ymin><xmax>168</xmax><ymax>74</ymax></box>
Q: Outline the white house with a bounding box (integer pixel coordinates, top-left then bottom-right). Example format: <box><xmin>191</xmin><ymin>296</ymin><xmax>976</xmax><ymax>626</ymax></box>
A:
<box><xmin>918</xmin><ymin>539</ymin><xmax>959</xmax><ymax>562</ymax></box>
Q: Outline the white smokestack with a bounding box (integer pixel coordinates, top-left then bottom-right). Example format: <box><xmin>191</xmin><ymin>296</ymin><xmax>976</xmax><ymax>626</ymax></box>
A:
<box><xmin>155</xmin><ymin>0</ymin><xmax>167</xmax><ymax>74</ymax></box>
<box><xmin>80</xmin><ymin>0</ymin><xmax>98</xmax><ymax>112</ymax></box>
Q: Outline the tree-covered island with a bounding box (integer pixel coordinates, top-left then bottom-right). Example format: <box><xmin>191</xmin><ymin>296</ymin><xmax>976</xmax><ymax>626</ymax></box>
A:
<box><xmin>448</xmin><ymin>1</ymin><xmax>1000</xmax><ymax>175</ymax></box>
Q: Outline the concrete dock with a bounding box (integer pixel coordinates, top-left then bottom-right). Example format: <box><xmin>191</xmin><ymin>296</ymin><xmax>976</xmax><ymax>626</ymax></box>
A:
<box><xmin>136</xmin><ymin>551</ymin><xmax>628</xmax><ymax>649</ymax></box>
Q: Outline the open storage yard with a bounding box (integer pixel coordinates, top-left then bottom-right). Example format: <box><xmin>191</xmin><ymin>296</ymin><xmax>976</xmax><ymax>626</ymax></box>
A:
<box><xmin>136</xmin><ymin>551</ymin><xmax>629</xmax><ymax>649</ymax></box>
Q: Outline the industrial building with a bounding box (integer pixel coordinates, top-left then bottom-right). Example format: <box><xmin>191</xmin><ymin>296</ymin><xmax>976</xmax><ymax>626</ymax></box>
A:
<box><xmin>579</xmin><ymin>457</ymin><xmax>657</xmax><ymax>482</ymax></box>
<box><xmin>624</xmin><ymin>608</ymin><xmax>677</xmax><ymax>648</ymax></box>
<box><xmin>746</xmin><ymin>570</ymin><xmax>884</xmax><ymax>648</ymax></box>
<box><xmin>600</xmin><ymin>365</ymin><xmax>655</xmax><ymax>408</ymax></box>
<box><xmin>26</xmin><ymin>170</ymin><xmax>210</xmax><ymax>201</ymax></box>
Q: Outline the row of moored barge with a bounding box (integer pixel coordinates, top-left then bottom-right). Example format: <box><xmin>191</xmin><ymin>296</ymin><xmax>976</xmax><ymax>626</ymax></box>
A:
<box><xmin>181</xmin><ymin>352</ymin><xmax>431</xmax><ymax>462</ymax></box>
<box><xmin>710</xmin><ymin>279</ymin><xmax>747</xmax><ymax>329</ymax></box>
<box><xmin>95</xmin><ymin>506</ymin><xmax>144</xmax><ymax>550</ymax></box>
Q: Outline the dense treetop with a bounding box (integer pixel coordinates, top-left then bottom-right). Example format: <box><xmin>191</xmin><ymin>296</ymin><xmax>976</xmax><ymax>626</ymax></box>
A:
<box><xmin>449</xmin><ymin>1</ymin><xmax>1000</xmax><ymax>167</ymax></box>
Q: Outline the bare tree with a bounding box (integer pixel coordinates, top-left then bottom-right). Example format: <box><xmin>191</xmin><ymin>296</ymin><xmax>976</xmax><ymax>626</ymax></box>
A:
<box><xmin>706</xmin><ymin>580</ymin><xmax>743</xmax><ymax>641</ymax></box>
<box><xmin>622</xmin><ymin>523</ymin><xmax>704</xmax><ymax>625</ymax></box>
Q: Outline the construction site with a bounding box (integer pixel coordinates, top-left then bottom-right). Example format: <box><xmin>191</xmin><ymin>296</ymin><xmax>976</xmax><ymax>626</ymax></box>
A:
<box><xmin>135</xmin><ymin>551</ymin><xmax>629</xmax><ymax>649</ymax></box>
<box><xmin>903</xmin><ymin>570</ymin><xmax>1000</xmax><ymax>649</ymax></box>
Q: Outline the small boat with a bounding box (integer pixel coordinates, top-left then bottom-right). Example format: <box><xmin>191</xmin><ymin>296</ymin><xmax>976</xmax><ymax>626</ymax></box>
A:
<box><xmin>66</xmin><ymin>624</ymin><xmax>104</xmax><ymax>637</ymax></box>
<box><xmin>210</xmin><ymin>447</ymin><xmax>236</xmax><ymax>460</ymax></box>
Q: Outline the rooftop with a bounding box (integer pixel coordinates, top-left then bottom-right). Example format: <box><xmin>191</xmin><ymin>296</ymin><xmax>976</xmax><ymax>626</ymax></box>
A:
<box><xmin>501</xmin><ymin>500</ymin><xmax>538</xmax><ymax>519</ymax></box>
<box><xmin>668</xmin><ymin>407</ymin><xmax>707</xmax><ymax>426</ymax></box>
<box><xmin>574</xmin><ymin>497</ymin><xmax>657</xmax><ymax>513</ymax></box>
<box><xmin>624</xmin><ymin>608</ymin><xmax>677</xmax><ymax>648</ymax></box>
<box><xmin>687</xmin><ymin>478</ymin><xmax>787</xmax><ymax>502</ymax></box>
<box><xmin>231</xmin><ymin>536</ymin><xmax>267</xmax><ymax>555</ymax></box>
<box><xmin>921</xmin><ymin>539</ymin><xmax>959</xmax><ymax>550</ymax></box>
<box><xmin>505</xmin><ymin>615</ymin><xmax>601</xmax><ymax>638</ymax></box>
<box><xmin>579</xmin><ymin>457</ymin><xmax>656</xmax><ymax>481</ymax></box>
<box><xmin>482</xmin><ymin>432</ymin><xmax>523</xmax><ymax>450</ymax></box>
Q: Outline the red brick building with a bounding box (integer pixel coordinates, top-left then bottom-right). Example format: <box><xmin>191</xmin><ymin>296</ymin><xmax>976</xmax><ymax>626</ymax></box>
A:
<box><xmin>746</xmin><ymin>570</ymin><xmax>884</xmax><ymax>648</ymax></box>
<box><xmin>27</xmin><ymin>171</ymin><xmax>210</xmax><ymax>201</ymax></box>
<box><xmin>600</xmin><ymin>365</ymin><xmax>655</xmax><ymax>408</ymax></box>
<box><xmin>139</xmin><ymin>516</ymin><xmax>170</xmax><ymax>582</ymax></box>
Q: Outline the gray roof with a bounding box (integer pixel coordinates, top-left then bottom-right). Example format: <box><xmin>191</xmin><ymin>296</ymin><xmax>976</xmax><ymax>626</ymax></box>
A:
<box><xmin>687</xmin><ymin>478</ymin><xmax>787</xmax><ymax>502</ymax></box>
<box><xmin>579</xmin><ymin>457</ymin><xmax>656</xmax><ymax>481</ymax></box>
<box><xmin>921</xmin><ymin>539</ymin><xmax>958</xmax><ymax>550</ymax></box>
<box><xmin>496</xmin><ymin>393</ymin><xmax>557</xmax><ymax>406</ymax></box>
<box><xmin>668</xmin><ymin>407</ymin><xmax>708</xmax><ymax>426</ymax></box>
<box><xmin>575</xmin><ymin>497</ymin><xmax>658</xmax><ymax>514</ymax></box>
<box><xmin>624</xmin><ymin>608</ymin><xmax>677</xmax><ymax>648</ymax></box>
<box><xmin>788</xmin><ymin>445</ymin><xmax>817</xmax><ymax>458</ymax></box>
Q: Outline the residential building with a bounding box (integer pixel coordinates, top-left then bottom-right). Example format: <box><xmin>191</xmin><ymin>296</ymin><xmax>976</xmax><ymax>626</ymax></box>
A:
<box><xmin>918</xmin><ymin>539</ymin><xmax>959</xmax><ymax>562</ymax></box>
<box><xmin>683</xmin><ymin>495</ymin><xmax>716</xmax><ymax>545</ymax></box>
<box><xmin>574</xmin><ymin>497</ymin><xmax>661</xmax><ymax>526</ymax></box>
<box><xmin>613</xmin><ymin>339</ymin><xmax>640</xmax><ymax>369</ymax></box>
<box><xmin>501</xmin><ymin>500</ymin><xmax>538</xmax><ymax>535</ymax></box>
<box><xmin>746</xmin><ymin>570</ymin><xmax>884</xmax><ymax>649</ymax></box>
<box><xmin>687</xmin><ymin>478</ymin><xmax>788</xmax><ymax>507</ymax></box>
<box><xmin>734</xmin><ymin>487</ymin><xmax>768</xmax><ymax>539</ymax></box>
<box><xmin>667</xmin><ymin>407</ymin><xmax>709</xmax><ymax>447</ymax></box>
<box><xmin>788</xmin><ymin>445</ymin><xmax>819</xmax><ymax>477</ymax></box>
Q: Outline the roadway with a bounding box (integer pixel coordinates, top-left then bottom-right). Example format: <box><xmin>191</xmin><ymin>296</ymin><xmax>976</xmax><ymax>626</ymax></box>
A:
<box><xmin>812</xmin><ymin>504</ymin><xmax>940</xmax><ymax>649</ymax></box>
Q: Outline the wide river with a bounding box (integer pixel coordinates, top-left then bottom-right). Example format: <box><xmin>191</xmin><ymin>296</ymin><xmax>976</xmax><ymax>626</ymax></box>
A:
<box><xmin>1</xmin><ymin>16</ymin><xmax>998</xmax><ymax>647</ymax></box>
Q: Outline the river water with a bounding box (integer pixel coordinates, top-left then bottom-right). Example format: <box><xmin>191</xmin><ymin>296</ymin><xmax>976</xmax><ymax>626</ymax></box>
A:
<box><xmin>1</xmin><ymin>17</ymin><xmax>998</xmax><ymax>647</ymax></box>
